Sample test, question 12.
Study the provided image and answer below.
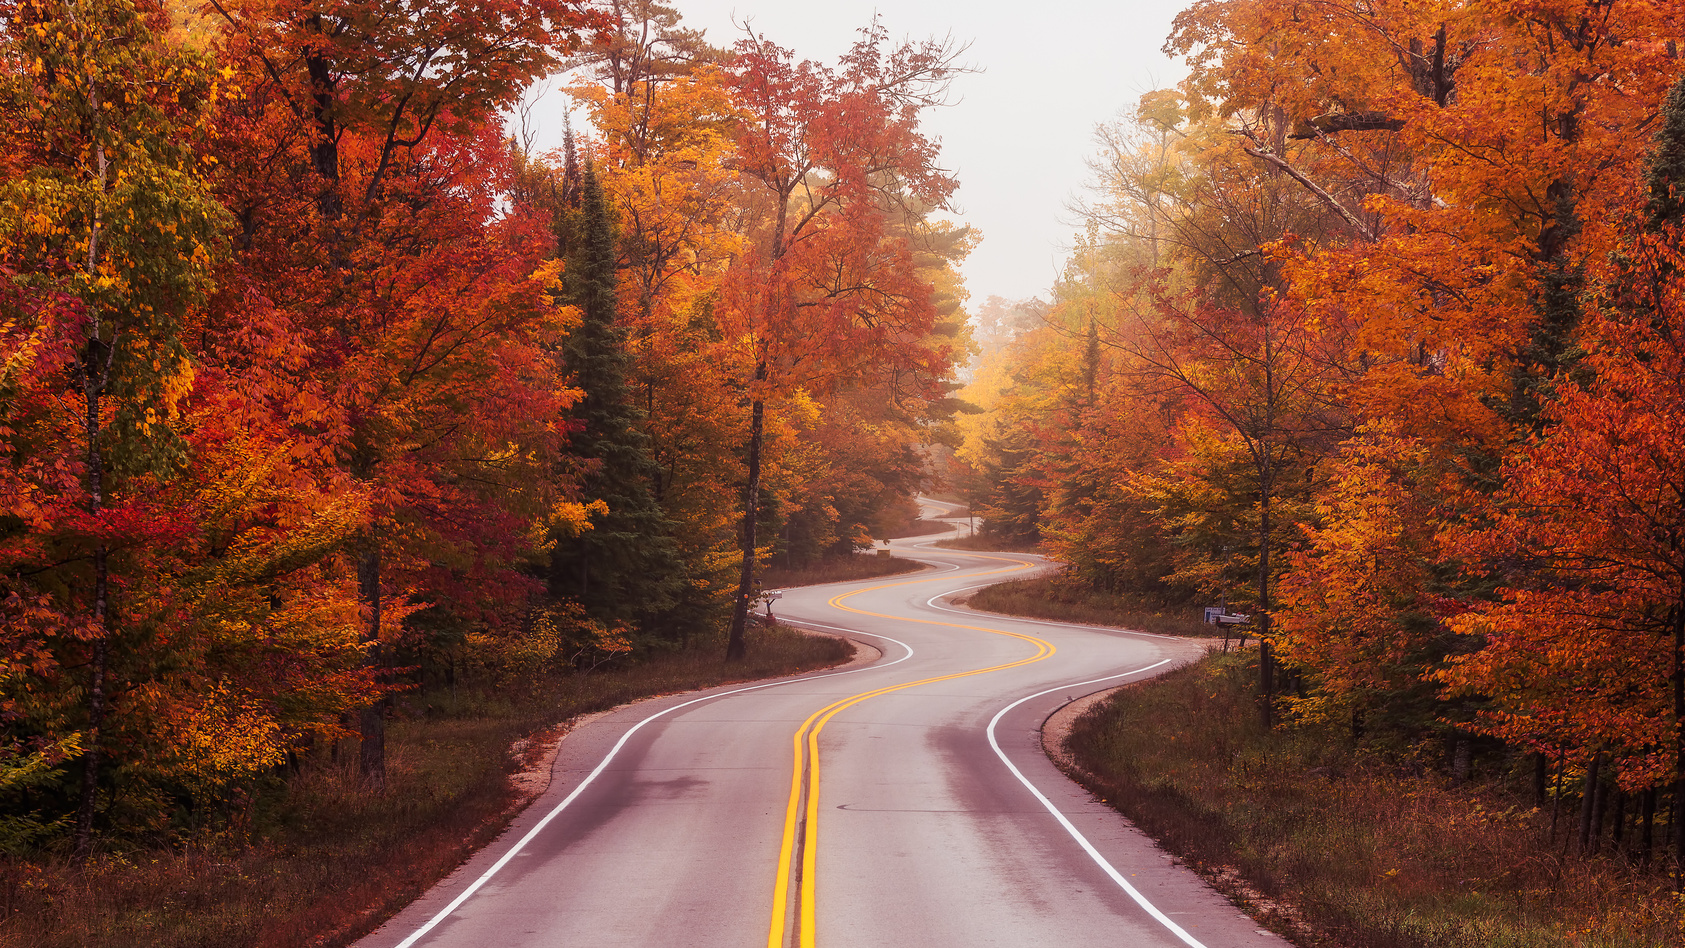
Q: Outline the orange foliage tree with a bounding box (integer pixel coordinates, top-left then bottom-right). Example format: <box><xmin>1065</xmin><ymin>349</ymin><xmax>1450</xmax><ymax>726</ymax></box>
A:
<box><xmin>966</xmin><ymin>1</ymin><xmax>1685</xmax><ymax>820</ymax></box>
<box><xmin>1439</xmin><ymin>80</ymin><xmax>1685</xmax><ymax>822</ymax></box>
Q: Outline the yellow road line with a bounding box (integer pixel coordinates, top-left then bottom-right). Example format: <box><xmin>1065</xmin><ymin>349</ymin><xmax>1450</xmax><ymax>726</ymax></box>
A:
<box><xmin>766</xmin><ymin>554</ymin><xmax>1055</xmax><ymax>948</ymax></box>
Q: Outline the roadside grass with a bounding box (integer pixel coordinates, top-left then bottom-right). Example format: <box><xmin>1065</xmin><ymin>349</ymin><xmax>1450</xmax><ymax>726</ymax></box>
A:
<box><xmin>762</xmin><ymin>551</ymin><xmax>925</xmax><ymax>588</ymax></box>
<box><xmin>1064</xmin><ymin>652</ymin><xmax>1683</xmax><ymax>948</ymax></box>
<box><xmin>932</xmin><ymin>531</ymin><xmax>1041</xmax><ymax>553</ymax></box>
<box><xmin>0</xmin><ymin>623</ymin><xmax>853</xmax><ymax>948</ymax></box>
<box><xmin>882</xmin><ymin>518</ymin><xmax>954</xmax><ymax>540</ymax></box>
<box><xmin>961</xmin><ymin>574</ymin><xmax>1217</xmax><ymax>638</ymax></box>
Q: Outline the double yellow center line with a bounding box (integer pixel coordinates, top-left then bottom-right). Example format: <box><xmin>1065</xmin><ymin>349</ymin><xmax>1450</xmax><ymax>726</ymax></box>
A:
<box><xmin>765</xmin><ymin>555</ymin><xmax>1054</xmax><ymax>948</ymax></box>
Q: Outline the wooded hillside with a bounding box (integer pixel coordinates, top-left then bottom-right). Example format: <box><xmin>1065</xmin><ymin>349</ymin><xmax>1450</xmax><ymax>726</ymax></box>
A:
<box><xmin>958</xmin><ymin>0</ymin><xmax>1685</xmax><ymax>863</ymax></box>
<box><xmin>0</xmin><ymin>0</ymin><xmax>967</xmax><ymax>857</ymax></box>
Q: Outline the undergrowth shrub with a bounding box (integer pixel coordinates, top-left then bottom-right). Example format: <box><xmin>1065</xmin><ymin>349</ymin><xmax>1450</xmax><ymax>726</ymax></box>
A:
<box><xmin>1065</xmin><ymin>652</ymin><xmax>1683</xmax><ymax>948</ymax></box>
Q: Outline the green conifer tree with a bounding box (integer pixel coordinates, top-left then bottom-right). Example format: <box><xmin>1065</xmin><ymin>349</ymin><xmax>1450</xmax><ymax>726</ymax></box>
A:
<box><xmin>1646</xmin><ymin>76</ymin><xmax>1685</xmax><ymax>231</ymax></box>
<box><xmin>549</xmin><ymin>167</ymin><xmax>686</xmax><ymax>638</ymax></box>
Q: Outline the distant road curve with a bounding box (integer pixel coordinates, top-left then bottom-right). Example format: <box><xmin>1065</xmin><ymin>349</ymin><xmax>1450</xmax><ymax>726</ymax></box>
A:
<box><xmin>356</xmin><ymin>502</ymin><xmax>1292</xmax><ymax>948</ymax></box>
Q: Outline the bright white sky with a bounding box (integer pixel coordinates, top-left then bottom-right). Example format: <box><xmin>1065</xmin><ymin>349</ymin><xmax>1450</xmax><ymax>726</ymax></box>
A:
<box><xmin>527</xmin><ymin>0</ymin><xmax>1193</xmax><ymax>308</ymax></box>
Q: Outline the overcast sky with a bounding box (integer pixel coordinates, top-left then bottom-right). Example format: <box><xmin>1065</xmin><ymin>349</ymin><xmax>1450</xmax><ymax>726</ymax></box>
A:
<box><xmin>527</xmin><ymin>0</ymin><xmax>1193</xmax><ymax>308</ymax></box>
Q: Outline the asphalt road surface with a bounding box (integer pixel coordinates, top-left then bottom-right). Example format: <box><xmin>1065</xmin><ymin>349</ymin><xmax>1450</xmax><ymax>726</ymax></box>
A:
<box><xmin>357</xmin><ymin>503</ymin><xmax>1294</xmax><ymax>948</ymax></box>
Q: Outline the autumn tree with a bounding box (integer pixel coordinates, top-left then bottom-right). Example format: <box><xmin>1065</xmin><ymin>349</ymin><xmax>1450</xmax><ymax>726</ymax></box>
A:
<box><xmin>1273</xmin><ymin>427</ymin><xmax>1468</xmax><ymax>739</ymax></box>
<box><xmin>204</xmin><ymin>0</ymin><xmax>595</xmax><ymax>785</ymax></box>
<box><xmin>774</xmin><ymin>211</ymin><xmax>973</xmax><ymax>561</ymax></box>
<box><xmin>1438</xmin><ymin>78</ymin><xmax>1685</xmax><ymax>861</ymax></box>
<box><xmin>1139</xmin><ymin>0</ymin><xmax>1679</xmax><ymax>738</ymax></box>
<box><xmin>0</xmin><ymin>0</ymin><xmax>229</xmax><ymax>854</ymax></box>
<box><xmin>951</xmin><ymin>295</ymin><xmax>1049</xmax><ymax>545</ymax></box>
<box><xmin>1076</xmin><ymin>94</ymin><xmax>1349</xmax><ymax>719</ymax></box>
<box><xmin>564</xmin><ymin>0</ymin><xmax>718</xmax><ymax>151</ymax></box>
<box><xmin>718</xmin><ymin>23</ymin><xmax>967</xmax><ymax>659</ymax></box>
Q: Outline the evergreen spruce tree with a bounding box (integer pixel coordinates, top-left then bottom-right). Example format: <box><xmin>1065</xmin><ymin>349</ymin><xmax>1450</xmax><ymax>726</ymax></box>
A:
<box><xmin>1647</xmin><ymin>76</ymin><xmax>1685</xmax><ymax>232</ymax></box>
<box><xmin>550</xmin><ymin>167</ymin><xmax>686</xmax><ymax>637</ymax></box>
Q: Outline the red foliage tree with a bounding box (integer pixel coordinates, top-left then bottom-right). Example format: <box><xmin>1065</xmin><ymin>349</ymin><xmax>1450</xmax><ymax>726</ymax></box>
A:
<box><xmin>201</xmin><ymin>0</ymin><xmax>599</xmax><ymax>783</ymax></box>
<box><xmin>719</xmin><ymin>23</ymin><xmax>966</xmax><ymax>658</ymax></box>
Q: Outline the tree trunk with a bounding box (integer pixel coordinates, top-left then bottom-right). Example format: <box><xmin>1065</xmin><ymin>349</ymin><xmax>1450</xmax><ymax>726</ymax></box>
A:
<box><xmin>72</xmin><ymin>544</ymin><xmax>109</xmax><ymax>860</ymax></box>
<box><xmin>726</xmin><ymin>380</ymin><xmax>767</xmax><ymax>662</ymax></box>
<box><xmin>1254</xmin><ymin>310</ymin><xmax>1278</xmax><ymax>730</ymax></box>
<box><xmin>357</xmin><ymin>535</ymin><xmax>385</xmax><ymax>788</ymax></box>
<box><xmin>1590</xmin><ymin>769</ymin><xmax>1608</xmax><ymax>853</ymax></box>
<box><xmin>302</xmin><ymin>30</ymin><xmax>385</xmax><ymax>787</ymax></box>
<box><xmin>1643</xmin><ymin>787</ymin><xmax>1657</xmax><ymax>863</ymax></box>
<box><xmin>1674</xmin><ymin>598</ymin><xmax>1685</xmax><ymax>886</ymax></box>
<box><xmin>1612</xmin><ymin>789</ymin><xmax>1626</xmax><ymax>849</ymax></box>
<box><xmin>73</xmin><ymin>101</ymin><xmax>111</xmax><ymax>862</ymax></box>
<box><xmin>1550</xmin><ymin>752</ymin><xmax>1564</xmax><ymax>843</ymax></box>
<box><xmin>1450</xmin><ymin>738</ymin><xmax>1472</xmax><ymax>788</ymax></box>
<box><xmin>1578</xmin><ymin>752</ymin><xmax>1601</xmax><ymax>854</ymax></box>
<box><xmin>305</xmin><ymin>31</ymin><xmax>343</xmax><ymax>223</ymax></box>
<box><xmin>1256</xmin><ymin>441</ymin><xmax>1275</xmax><ymax>729</ymax></box>
<box><xmin>73</xmin><ymin>340</ymin><xmax>112</xmax><ymax>858</ymax></box>
<box><xmin>1673</xmin><ymin>778</ymin><xmax>1684</xmax><ymax>888</ymax></box>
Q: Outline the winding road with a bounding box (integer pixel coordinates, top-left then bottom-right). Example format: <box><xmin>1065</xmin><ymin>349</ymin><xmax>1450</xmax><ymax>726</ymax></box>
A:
<box><xmin>356</xmin><ymin>502</ymin><xmax>1293</xmax><ymax>948</ymax></box>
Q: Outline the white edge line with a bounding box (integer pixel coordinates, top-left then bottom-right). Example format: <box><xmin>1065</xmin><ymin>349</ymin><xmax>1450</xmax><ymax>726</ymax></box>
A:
<box><xmin>985</xmin><ymin>660</ymin><xmax>1212</xmax><ymax>948</ymax></box>
<box><xmin>391</xmin><ymin>631</ymin><xmax>914</xmax><ymax>947</ymax></box>
<box><xmin>925</xmin><ymin>584</ymin><xmax>1185</xmax><ymax>642</ymax></box>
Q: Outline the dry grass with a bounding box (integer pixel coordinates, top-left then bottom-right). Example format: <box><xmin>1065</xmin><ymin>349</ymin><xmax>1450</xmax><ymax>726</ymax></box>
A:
<box><xmin>883</xmin><ymin>519</ymin><xmax>955</xmax><ymax>540</ymax></box>
<box><xmin>931</xmin><ymin>531</ymin><xmax>1041</xmax><ymax>552</ymax></box>
<box><xmin>0</xmin><ymin>623</ymin><xmax>853</xmax><ymax>948</ymax></box>
<box><xmin>762</xmin><ymin>551</ymin><xmax>925</xmax><ymax>588</ymax></box>
<box><xmin>1064</xmin><ymin>652</ymin><xmax>1684</xmax><ymax>948</ymax></box>
<box><xmin>961</xmin><ymin>574</ymin><xmax>1218</xmax><ymax>637</ymax></box>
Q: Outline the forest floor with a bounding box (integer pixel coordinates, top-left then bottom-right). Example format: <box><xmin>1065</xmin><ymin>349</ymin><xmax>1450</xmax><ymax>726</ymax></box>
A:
<box><xmin>0</xmin><ymin>623</ymin><xmax>854</xmax><ymax>948</ymax></box>
<box><xmin>1062</xmin><ymin>651</ymin><xmax>1683</xmax><ymax>948</ymax></box>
